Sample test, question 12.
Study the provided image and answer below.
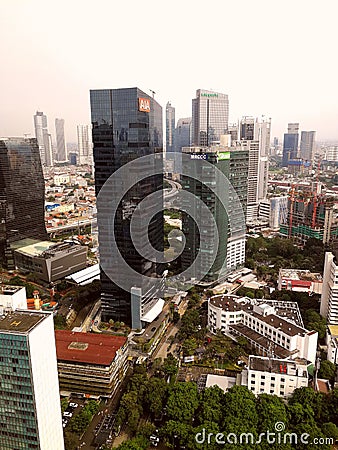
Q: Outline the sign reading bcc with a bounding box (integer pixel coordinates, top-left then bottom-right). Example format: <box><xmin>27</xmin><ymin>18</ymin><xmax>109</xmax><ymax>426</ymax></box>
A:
<box><xmin>138</xmin><ymin>97</ymin><xmax>150</xmax><ymax>112</ymax></box>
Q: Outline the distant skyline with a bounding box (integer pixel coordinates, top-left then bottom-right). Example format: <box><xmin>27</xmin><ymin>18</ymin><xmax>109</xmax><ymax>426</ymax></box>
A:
<box><xmin>1</xmin><ymin>0</ymin><xmax>338</xmax><ymax>143</ymax></box>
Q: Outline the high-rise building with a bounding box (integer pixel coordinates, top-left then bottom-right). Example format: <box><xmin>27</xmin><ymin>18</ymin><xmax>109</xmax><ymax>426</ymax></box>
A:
<box><xmin>300</xmin><ymin>130</ymin><xmax>316</xmax><ymax>162</ymax></box>
<box><xmin>238</xmin><ymin>117</ymin><xmax>271</xmax><ymax>221</ymax></box>
<box><xmin>320</xmin><ymin>252</ymin><xmax>338</xmax><ymax>325</ymax></box>
<box><xmin>77</xmin><ymin>124</ymin><xmax>93</xmax><ymax>165</ymax></box>
<box><xmin>282</xmin><ymin>122</ymin><xmax>299</xmax><ymax>167</ymax></box>
<box><xmin>0</xmin><ymin>138</ymin><xmax>47</xmax><ymax>268</ymax></box>
<box><xmin>181</xmin><ymin>145</ymin><xmax>248</xmax><ymax>283</ymax></box>
<box><xmin>55</xmin><ymin>118</ymin><xmax>67</xmax><ymax>161</ymax></box>
<box><xmin>192</xmin><ymin>89</ymin><xmax>229</xmax><ymax>146</ymax></box>
<box><xmin>165</xmin><ymin>102</ymin><xmax>175</xmax><ymax>153</ymax></box>
<box><xmin>90</xmin><ymin>88</ymin><xmax>164</xmax><ymax>327</ymax></box>
<box><xmin>33</xmin><ymin>111</ymin><xmax>53</xmax><ymax>166</ymax></box>
<box><xmin>0</xmin><ymin>310</ymin><xmax>64</xmax><ymax>449</ymax></box>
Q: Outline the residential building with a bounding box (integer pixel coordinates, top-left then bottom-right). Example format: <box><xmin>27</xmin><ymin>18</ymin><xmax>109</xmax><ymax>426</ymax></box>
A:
<box><xmin>325</xmin><ymin>146</ymin><xmax>338</xmax><ymax>162</ymax></box>
<box><xmin>33</xmin><ymin>111</ymin><xmax>53</xmax><ymax>166</ymax></box>
<box><xmin>326</xmin><ymin>325</ymin><xmax>338</xmax><ymax>365</ymax></box>
<box><xmin>14</xmin><ymin>240</ymin><xmax>87</xmax><ymax>283</ymax></box>
<box><xmin>238</xmin><ymin>117</ymin><xmax>271</xmax><ymax>222</ymax></box>
<box><xmin>55</xmin><ymin>331</ymin><xmax>128</xmax><ymax>398</ymax></box>
<box><xmin>0</xmin><ymin>310</ymin><xmax>64</xmax><ymax>449</ymax></box>
<box><xmin>0</xmin><ymin>138</ymin><xmax>47</xmax><ymax>268</ymax></box>
<box><xmin>282</xmin><ymin>122</ymin><xmax>299</xmax><ymax>167</ymax></box>
<box><xmin>191</xmin><ymin>89</ymin><xmax>229</xmax><ymax>146</ymax></box>
<box><xmin>77</xmin><ymin>124</ymin><xmax>93</xmax><ymax>165</ymax></box>
<box><xmin>242</xmin><ymin>355</ymin><xmax>308</xmax><ymax>398</ymax></box>
<box><xmin>0</xmin><ymin>285</ymin><xmax>27</xmax><ymax>313</ymax></box>
<box><xmin>90</xmin><ymin>87</ymin><xmax>164</xmax><ymax>327</ymax></box>
<box><xmin>208</xmin><ymin>294</ymin><xmax>317</xmax><ymax>363</ymax></box>
<box><xmin>320</xmin><ymin>252</ymin><xmax>338</xmax><ymax>325</ymax></box>
<box><xmin>278</xmin><ymin>269</ymin><xmax>322</xmax><ymax>295</ymax></box>
<box><xmin>55</xmin><ymin>118</ymin><xmax>67</xmax><ymax>161</ymax></box>
<box><xmin>181</xmin><ymin>145</ymin><xmax>248</xmax><ymax>283</ymax></box>
<box><xmin>300</xmin><ymin>131</ymin><xmax>316</xmax><ymax>162</ymax></box>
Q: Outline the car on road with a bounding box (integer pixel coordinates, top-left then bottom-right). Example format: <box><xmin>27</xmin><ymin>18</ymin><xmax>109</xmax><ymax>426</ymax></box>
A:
<box><xmin>69</xmin><ymin>402</ymin><xmax>78</xmax><ymax>408</ymax></box>
<box><xmin>63</xmin><ymin>411</ymin><xmax>73</xmax><ymax>418</ymax></box>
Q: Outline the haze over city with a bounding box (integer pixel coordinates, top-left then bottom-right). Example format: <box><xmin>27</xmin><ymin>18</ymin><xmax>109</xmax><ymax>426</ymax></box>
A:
<box><xmin>1</xmin><ymin>0</ymin><xmax>338</xmax><ymax>142</ymax></box>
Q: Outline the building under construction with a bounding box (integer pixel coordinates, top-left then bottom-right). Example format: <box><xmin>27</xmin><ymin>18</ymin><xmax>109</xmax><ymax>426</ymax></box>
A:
<box><xmin>279</xmin><ymin>189</ymin><xmax>338</xmax><ymax>244</ymax></box>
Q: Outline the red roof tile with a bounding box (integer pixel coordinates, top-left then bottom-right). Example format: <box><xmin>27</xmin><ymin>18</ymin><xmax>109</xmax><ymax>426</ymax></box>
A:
<box><xmin>55</xmin><ymin>330</ymin><xmax>127</xmax><ymax>366</ymax></box>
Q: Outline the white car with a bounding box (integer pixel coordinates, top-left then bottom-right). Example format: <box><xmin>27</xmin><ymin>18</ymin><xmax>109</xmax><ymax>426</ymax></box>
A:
<box><xmin>69</xmin><ymin>402</ymin><xmax>78</xmax><ymax>408</ymax></box>
<box><xmin>63</xmin><ymin>411</ymin><xmax>73</xmax><ymax>418</ymax></box>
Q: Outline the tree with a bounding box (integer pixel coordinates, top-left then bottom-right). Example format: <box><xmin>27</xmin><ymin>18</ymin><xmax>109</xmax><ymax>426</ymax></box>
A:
<box><xmin>318</xmin><ymin>360</ymin><xmax>336</xmax><ymax>381</ymax></box>
<box><xmin>144</xmin><ymin>377</ymin><xmax>168</xmax><ymax>419</ymax></box>
<box><xmin>161</xmin><ymin>420</ymin><xmax>192</xmax><ymax>449</ymax></box>
<box><xmin>198</xmin><ymin>386</ymin><xmax>224</xmax><ymax>424</ymax></box>
<box><xmin>166</xmin><ymin>382</ymin><xmax>199</xmax><ymax>424</ymax></box>
<box><xmin>116</xmin><ymin>436</ymin><xmax>148</xmax><ymax>450</ymax></box>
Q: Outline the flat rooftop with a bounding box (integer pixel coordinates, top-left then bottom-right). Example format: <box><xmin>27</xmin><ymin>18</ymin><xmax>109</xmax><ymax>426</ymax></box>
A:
<box><xmin>15</xmin><ymin>240</ymin><xmax>53</xmax><ymax>257</ymax></box>
<box><xmin>249</xmin><ymin>356</ymin><xmax>308</xmax><ymax>376</ymax></box>
<box><xmin>328</xmin><ymin>325</ymin><xmax>338</xmax><ymax>338</ymax></box>
<box><xmin>279</xmin><ymin>269</ymin><xmax>322</xmax><ymax>282</ymax></box>
<box><xmin>0</xmin><ymin>285</ymin><xmax>23</xmax><ymax>295</ymax></box>
<box><xmin>0</xmin><ymin>311</ymin><xmax>48</xmax><ymax>333</ymax></box>
<box><xmin>55</xmin><ymin>330</ymin><xmax>127</xmax><ymax>366</ymax></box>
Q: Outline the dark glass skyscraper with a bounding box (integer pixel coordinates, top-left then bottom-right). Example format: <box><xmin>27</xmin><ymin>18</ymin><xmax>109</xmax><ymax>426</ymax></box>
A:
<box><xmin>0</xmin><ymin>138</ymin><xmax>47</xmax><ymax>268</ymax></box>
<box><xmin>90</xmin><ymin>88</ymin><xmax>164</xmax><ymax>326</ymax></box>
<box><xmin>282</xmin><ymin>123</ymin><xmax>299</xmax><ymax>167</ymax></box>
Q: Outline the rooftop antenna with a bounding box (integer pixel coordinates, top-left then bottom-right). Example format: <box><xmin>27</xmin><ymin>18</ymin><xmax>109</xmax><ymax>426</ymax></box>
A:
<box><xmin>150</xmin><ymin>89</ymin><xmax>156</xmax><ymax>98</ymax></box>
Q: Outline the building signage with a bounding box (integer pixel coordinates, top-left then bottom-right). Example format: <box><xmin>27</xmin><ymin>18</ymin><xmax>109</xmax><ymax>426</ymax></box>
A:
<box><xmin>218</xmin><ymin>151</ymin><xmax>230</xmax><ymax>160</ymax></box>
<box><xmin>191</xmin><ymin>154</ymin><xmax>208</xmax><ymax>160</ymax></box>
<box><xmin>201</xmin><ymin>92</ymin><xmax>218</xmax><ymax>98</ymax></box>
<box><xmin>138</xmin><ymin>97</ymin><xmax>151</xmax><ymax>112</ymax></box>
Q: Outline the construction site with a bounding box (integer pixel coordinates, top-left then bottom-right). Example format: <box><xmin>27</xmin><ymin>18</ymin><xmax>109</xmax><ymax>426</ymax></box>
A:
<box><xmin>279</xmin><ymin>182</ymin><xmax>338</xmax><ymax>244</ymax></box>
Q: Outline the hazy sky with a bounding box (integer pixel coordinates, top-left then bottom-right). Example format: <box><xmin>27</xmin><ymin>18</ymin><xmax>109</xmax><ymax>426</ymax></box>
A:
<box><xmin>0</xmin><ymin>0</ymin><xmax>337</xmax><ymax>143</ymax></box>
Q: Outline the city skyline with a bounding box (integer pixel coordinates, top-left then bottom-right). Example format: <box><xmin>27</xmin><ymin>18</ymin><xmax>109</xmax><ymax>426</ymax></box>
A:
<box><xmin>0</xmin><ymin>0</ymin><xmax>338</xmax><ymax>142</ymax></box>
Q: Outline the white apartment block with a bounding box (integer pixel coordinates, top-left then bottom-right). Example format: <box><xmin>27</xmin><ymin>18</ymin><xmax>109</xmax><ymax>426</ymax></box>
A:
<box><xmin>226</xmin><ymin>237</ymin><xmax>246</xmax><ymax>270</ymax></box>
<box><xmin>208</xmin><ymin>295</ymin><xmax>317</xmax><ymax>363</ymax></box>
<box><xmin>0</xmin><ymin>284</ymin><xmax>27</xmax><ymax>313</ymax></box>
<box><xmin>326</xmin><ymin>325</ymin><xmax>338</xmax><ymax>365</ymax></box>
<box><xmin>320</xmin><ymin>252</ymin><xmax>338</xmax><ymax>325</ymax></box>
<box><xmin>0</xmin><ymin>310</ymin><xmax>64</xmax><ymax>449</ymax></box>
<box><xmin>241</xmin><ymin>355</ymin><xmax>308</xmax><ymax>398</ymax></box>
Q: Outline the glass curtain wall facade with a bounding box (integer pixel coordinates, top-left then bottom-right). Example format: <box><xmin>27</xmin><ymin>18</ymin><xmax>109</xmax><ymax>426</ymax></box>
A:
<box><xmin>181</xmin><ymin>147</ymin><xmax>248</xmax><ymax>283</ymax></box>
<box><xmin>90</xmin><ymin>88</ymin><xmax>164</xmax><ymax>325</ymax></box>
<box><xmin>0</xmin><ymin>138</ymin><xmax>47</xmax><ymax>268</ymax></box>
<box><xmin>192</xmin><ymin>89</ymin><xmax>229</xmax><ymax>147</ymax></box>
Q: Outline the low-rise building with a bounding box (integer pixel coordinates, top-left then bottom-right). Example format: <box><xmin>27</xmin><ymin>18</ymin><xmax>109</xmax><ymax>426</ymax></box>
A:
<box><xmin>242</xmin><ymin>355</ymin><xmax>309</xmax><ymax>398</ymax></box>
<box><xmin>14</xmin><ymin>240</ymin><xmax>87</xmax><ymax>283</ymax></box>
<box><xmin>208</xmin><ymin>295</ymin><xmax>317</xmax><ymax>363</ymax></box>
<box><xmin>0</xmin><ymin>284</ymin><xmax>27</xmax><ymax>313</ymax></box>
<box><xmin>278</xmin><ymin>268</ymin><xmax>322</xmax><ymax>294</ymax></box>
<box><xmin>55</xmin><ymin>331</ymin><xmax>128</xmax><ymax>398</ymax></box>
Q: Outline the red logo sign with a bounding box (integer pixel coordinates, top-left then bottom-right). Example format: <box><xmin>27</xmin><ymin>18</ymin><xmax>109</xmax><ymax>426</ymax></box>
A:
<box><xmin>138</xmin><ymin>97</ymin><xmax>151</xmax><ymax>112</ymax></box>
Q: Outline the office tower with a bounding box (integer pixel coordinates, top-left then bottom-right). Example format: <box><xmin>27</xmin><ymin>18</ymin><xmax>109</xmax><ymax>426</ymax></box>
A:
<box><xmin>91</xmin><ymin>87</ymin><xmax>164</xmax><ymax>327</ymax></box>
<box><xmin>228</xmin><ymin>123</ymin><xmax>238</xmax><ymax>143</ymax></box>
<box><xmin>320</xmin><ymin>252</ymin><xmax>338</xmax><ymax>325</ymax></box>
<box><xmin>238</xmin><ymin>117</ymin><xmax>271</xmax><ymax>221</ymax></box>
<box><xmin>0</xmin><ymin>310</ymin><xmax>64</xmax><ymax>449</ymax></box>
<box><xmin>191</xmin><ymin>89</ymin><xmax>229</xmax><ymax>146</ymax></box>
<box><xmin>33</xmin><ymin>111</ymin><xmax>53</xmax><ymax>166</ymax></box>
<box><xmin>300</xmin><ymin>130</ymin><xmax>316</xmax><ymax>162</ymax></box>
<box><xmin>282</xmin><ymin>122</ymin><xmax>299</xmax><ymax>167</ymax></box>
<box><xmin>0</xmin><ymin>138</ymin><xmax>47</xmax><ymax>268</ymax></box>
<box><xmin>55</xmin><ymin>118</ymin><xmax>66</xmax><ymax>161</ymax></box>
<box><xmin>325</xmin><ymin>145</ymin><xmax>338</xmax><ymax>162</ymax></box>
<box><xmin>181</xmin><ymin>145</ymin><xmax>248</xmax><ymax>283</ymax></box>
<box><xmin>165</xmin><ymin>102</ymin><xmax>175</xmax><ymax>153</ymax></box>
<box><xmin>77</xmin><ymin>124</ymin><xmax>93</xmax><ymax>165</ymax></box>
<box><xmin>174</xmin><ymin>117</ymin><xmax>191</xmax><ymax>173</ymax></box>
